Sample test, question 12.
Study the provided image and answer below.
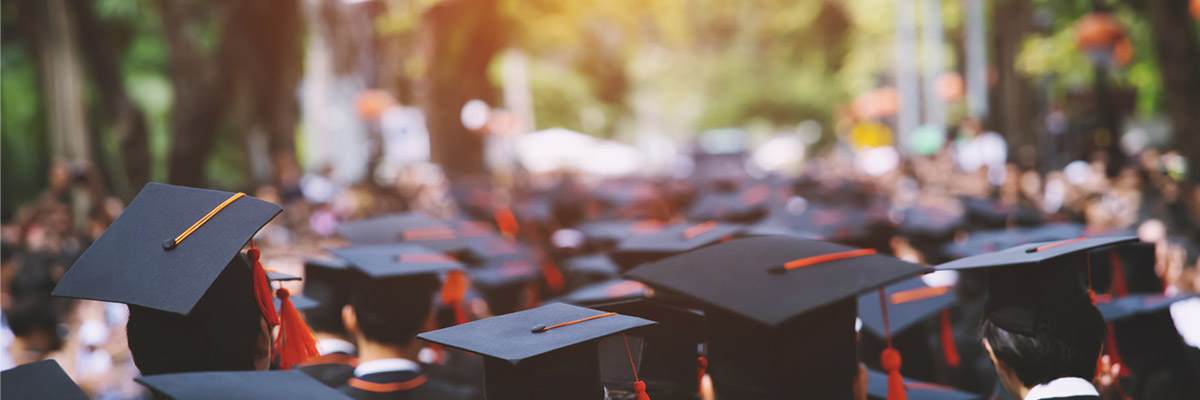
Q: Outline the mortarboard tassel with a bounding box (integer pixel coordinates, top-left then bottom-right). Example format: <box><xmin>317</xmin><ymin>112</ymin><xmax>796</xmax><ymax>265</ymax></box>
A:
<box><xmin>275</xmin><ymin>288</ymin><xmax>319</xmax><ymax>369</ymax></box>
<box><xmin>622</xmin><ymin>333</ymin><xmax>651</xmax><ymax>400</ymax></box>
<box><xmin>494</xmin><ymin>206</ymin><xmax>519</xmax><ymax>237</ymax></box>
<box><xmin>247</xmin><ymin>242</ymin><xmax>279</xmax><ymax>329</ymax></box>
<box><xmin>539</xmin><ymin>256</ymin><xmax>565</xmax><ymax>293</ymax></box>
<box><xmin>441</xmin><ymin>270</ymin><xmax>469</xmax><ymax>325</ymax></box>
<box><xmin>878</xmin><ymin>288</ymin><xmax>907</xmax><ymax>400</ymax></box>
<box><xmin>939</xmin><ymin>309</ymin><xmax>961</xmax><ymax>367</ymax></box>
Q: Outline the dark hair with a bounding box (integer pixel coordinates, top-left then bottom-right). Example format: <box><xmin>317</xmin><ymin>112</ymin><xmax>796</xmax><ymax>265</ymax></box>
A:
<box><xmin>301</xmin><ymin>282</ymin><xmax>349</xmax><ymax>336</ymax></box>
<box><xmin>980</xmin><ymin>306</ymin><xmax>1106</xmax><ymax>388</ymax></box>
<box><xmin>348</xmin><ymin>273</ymin><xmax>439</xmax><ymax>346</ymax></box>
<box><xmin>127</xmin><ymin>256</ymin><xmax>264</xmax><ymax>375</ymax></box>
<box><xmin>7</xmin><ymin>295</ymin><xmax>63</xmax><ymax>352</ymax></box>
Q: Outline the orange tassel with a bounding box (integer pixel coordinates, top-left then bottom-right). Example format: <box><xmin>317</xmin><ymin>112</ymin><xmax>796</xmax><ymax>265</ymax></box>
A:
<box><xmin>634</xmin><ymin>380</ymin><xmax>651</xmax><ymax>400</ymax></box>
<box><xmin>494</xmin><ymin>207</ymin><xmax>519</xmax><ymax>237</ymax></box>
<box><xmin>696</xmin><ymin>356</ymin><xmax>708</xmax><ymax>394</ymax></box>
<box><xmin>441</xmin><ymin>270</ymin><xmax>469</xmax><ymax>325</ymax></box>
<box><xmin>940</xmin><ymin>310</ymin><xmax>961</xmax><ymax>367</ymax></box>
<box><xmin>274</xmin><ymin>288</ymin><xmax>319</xmax><ymax>369</ymax></box>
<box><xmin>247</xmin><ymin>246</ymin><xmax>278</xmax><ymax>328</ymax></box>
<box><xmin>539</xmin><ymin>257</ymin><xmax>565</xmax><ymax>293</ymax></box>
<box><xmin>881</xmin><ymin>348</ymin><xmax>906</xmax><ymax>400</ymax></box>
<box><xmin>878</xmin><ymin>288</ymin><xmax>907</xmax><ymax>400</ymax></box>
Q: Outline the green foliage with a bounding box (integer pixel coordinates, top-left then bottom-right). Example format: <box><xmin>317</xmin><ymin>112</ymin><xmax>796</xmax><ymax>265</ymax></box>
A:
<box><xmin>1</xmin><ymin>44</ymin><xmax>48</xmax><ymax>208</ymax></box>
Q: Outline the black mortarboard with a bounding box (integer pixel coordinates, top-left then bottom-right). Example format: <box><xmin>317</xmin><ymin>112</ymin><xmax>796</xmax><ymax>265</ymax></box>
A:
<box><xmin>1088</xmin><ymin>241</ymin><xmax>1162</xmax><ymax>295</ymax></box>
<box><xmin>576</xmin><ymin>220</ymin><xmax>666</xmax><ymax>250</ymax></box>
<box><xmin>1096</xmin><ymin>293</ymin><xmax>1196</xmax><ymax>322</ymax></box>
<box><xmin>935</xmin><ymin>236</ymin><xmax>1137</xmax><ymax>335</ymax></box>
<box><xmin>685</xmin><ymin>191</ymin><xmax>768</xmax><ymax>223</ymax></box>
<box><xmin>327</xmin><ymin>244</ymin><xmax>464</xmax><ymax>279</ymax></box>
<box><xmin>562</xmin><ymin>254</ymin><xmax>621</xmax><ymax>283</ymax></box>
<box><xmin>52</xmin><ymin>183</ymin><xmax>280</xmax><ymax>315</ymax></box>
<box><xmin>865</xmin><ymin>369</ymin><xmax>983</xmax><ymax>400</ymax></box>
<box><xmin>300</xmin><ymin>256</ymin><xmax>352</xmax><ymax>333</ymax></box>
<box><xmin>550</xmin><ymin>279</ymin><xmax>651</xmax><ymax>306</ymax></box>
<box><xmin>898</xmin><ymin>207</ymin><xmax>963</xmax><ymax>242</ymax></box>
<box><xmin>466</xmin><ymin>252</ymin><xmax>543</xmax><ymax>315</ymax></box>
<box><xmin>626</xmin><ymin>236</ymin><xmax>928</xmax><ymax>327</ymax></box>
<box><xmin>858</xmin><ymin>277</ymin><xmax>957</xmax><ymax>339</ymax></box>
<box><xmin>609</xmin><ymin>221</ymin><xmax>744</xmax><ymax>271</ymax></box>
<box><xmin>587</xmin><ymin>298</ymin><xmax>705</xmax><ymax>399</ymax></box>
<box><xmin>417</xmin><ymin>303</ymin><xmax>655</xmax><ymax>400</ymax></box>
<box><xmin>334</xmin><ymin>212</ymin><xmax>469</xmax><ymax>255</ymax></box>
<box><xmin>960</xmin><ymin>197</ymin><xmax>1043</xmax><ymax>228</ymax></box>
<box><xmin>274</xmin><ymin>293</ymin><xmax>319</xmax><ymax>311</ymax></box>
<box><xmin>135</xmin><ymin>369</ymin><xmax>351</xmax><ymax>400</ymax></box>
<box><xmin>625</xmin><ymin>236</ymin><xmax>927</xmax><ymax>398</ymax></box>
<box><xmin>0</xmin><ymin>360</ymin><xmax>89</xmax><ymax>400</ymax></box>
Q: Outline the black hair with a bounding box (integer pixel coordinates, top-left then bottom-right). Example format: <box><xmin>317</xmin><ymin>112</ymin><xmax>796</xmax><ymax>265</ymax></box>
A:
<box><xmin>347</xmin><ymin>273</ymin><xmax>439</xmax><ymax>346</ymax></box>
<box><xmin>7</xmin><ymin>295</ymin><xmax>64</xmax><ymax>352</ymax></box>
<box><xmin>980</xmin><ymin>305</ymin><xmax>1106</xmax><ymax>388</ymax></box>
<box><xmin>300</xmin><ymin>281</ymin><xmax>349</xmax><ymax>336</ymax></box>
<box><xmin>126</xmin><ymin>256</ymin><xmax>264</xmax><ymax>375</ymax></box>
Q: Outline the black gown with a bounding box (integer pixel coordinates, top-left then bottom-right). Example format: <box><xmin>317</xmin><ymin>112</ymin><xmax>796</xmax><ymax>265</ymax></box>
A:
<box><xmin>337</xmin><ymin>370</ymin><xmax>478</xmax><ymax>400</ymax></box>
<box><xmin>298</xmin><ymin>352</ymin><xmax>359</xmax><ymax>388</ymax></box>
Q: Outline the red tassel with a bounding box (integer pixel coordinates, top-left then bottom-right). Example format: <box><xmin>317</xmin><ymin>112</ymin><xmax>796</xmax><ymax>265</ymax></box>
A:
<box><xmin>274</xmin><ymin>288</ymin><xmax>320</xmax><ymax>369</ymax></box>
<box><xmin>881</xmin><ymin>348</ymin><xmax>906</xmax><ymax>400</ymax></box>
<box><xmin>939</xmin><ymin>310</ymin><xmax>961</xmax><ymax>367</ymax></box>
<box><xmin>878</xmin><ymin>288</ymin><xmax>907</xmax><ymax>400</ymax></box>
<box><xmin>634</xmin><ymin>380</ymin><xmax>651</xmax><ymax>400</ymax></box>
<box><xmin>494</xmin><ymin>207</ymin><xmax>519</xmax><ymax>237</ymax></box>
<box><xmin>247</xmin><ymin>246</ymin><xmax>278</xmax><ymax>328</ymax></box>
<box><xmin>696</xmin><ymin>356</ymin><xmax>708</xmax><ymax>394</ymax></box>
<box><xmin>440</xmin><ymin>270</ymin><xmax>468</xmax><ymax>325</ymax></box>
<box><xmin>1109</xmin><ymin>252</ymin><xmax>1128</xmax><ymax>297</ymax></box>
<box><xmin>539</xmin><ymin>257</ymin><xmax>565</xmax><ymax>293</ymax></box>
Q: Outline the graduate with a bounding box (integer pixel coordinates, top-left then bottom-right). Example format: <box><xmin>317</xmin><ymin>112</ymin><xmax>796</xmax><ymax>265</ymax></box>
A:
<box><xmin>936</xmin><ymin>236</ymin><xmax>1139</xmax><ymax>400</ymax></box>
<box><xmin>50</xmin><ymin>183</ymin><xmax>318</xmax><ymax>375</ymax></box>
<box><xmin>295</xmin><ymin>256</ymin><xmax>361</xmax><ymax>387</ymax></box>
<box><xmin>328</xmin><ymin>244</ymin><xmax>479</xmax><ymax>400</ymax></box>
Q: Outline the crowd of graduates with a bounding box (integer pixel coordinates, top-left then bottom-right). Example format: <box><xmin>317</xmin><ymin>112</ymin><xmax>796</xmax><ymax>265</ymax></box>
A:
<box><xmin>2</xmin><ymin>139</ymin><xmax>1200</xmax><ymax>399</ymax></box>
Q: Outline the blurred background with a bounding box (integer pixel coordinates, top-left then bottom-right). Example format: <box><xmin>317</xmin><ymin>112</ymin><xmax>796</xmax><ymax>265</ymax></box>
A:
<box><xmin>2</xmin><ymin>0</ymin><xmax>1200</xmax><ymax>398</ymax></box>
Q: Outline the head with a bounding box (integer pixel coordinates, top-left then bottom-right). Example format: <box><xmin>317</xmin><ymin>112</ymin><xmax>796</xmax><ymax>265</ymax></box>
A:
<box><xmin>981</xmin><ymin>306</ymin><xmax>1106</xmax><ymax>397</ymax></box>
<box><xmin>126</xmin><ymin>257</ymin><xmax>272</xmax><ymax>375</ymax></box>
<box><xmin>342</xmin><ymin>273</ymin><xmax>439</xmax><ymax>356</ymax></box>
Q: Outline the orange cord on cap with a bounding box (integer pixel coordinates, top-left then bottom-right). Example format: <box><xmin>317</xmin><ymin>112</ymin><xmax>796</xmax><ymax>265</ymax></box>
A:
<box><xmin>396</xmin><ymin>253</ymin><xmax>456</xmax><ymax>264</ymax></box>
<box><xmin>682</xmin><ymin>221</ymin><xmax>717</xmax><ymax>240</ymax></box>
<box><xmin>441</xmin><ymin>270</ymin><xmax>469</xmax><ymax>325</ymax></box>
<box><xmin>402</xmin><ymin>228</ymin><xmax>456</xmax><ymax>241</ymax></box>
<box><xmin>532</xmin><ymin>312</ymin><xmax>617</xmax><ymax>333</ymax></box>
<box><xmin>888</xmin><ymin>285</ymin><xmax>951</xmax><ymax>304</ymax></box>
<box><xmin>878</xmin><ymin>287</ymin><xmax>907</xmax><ymax>400</ymax></box>
<box><xmin>1025</xmin><ymin>237</ymin><xmax>1088</xmax><ymax>253</ymax></box>
<box><xmin>275</xmin><ymin>287</ymin><xmax>319</xmax><ymax>369</ymax></box>
<box><xmin>172</xmin><ymin>192</ymin><xmax>246</xmax><ymax>246</ymax></box>
<box><xmin>622</xmin><ymin>333</ymin><xmax>651</xmax><ymax>400</ymax></box>
<box><xmin>780</xmin><ymin>248</ymin><xmax>876</xmax><ymax>271</ymax></box>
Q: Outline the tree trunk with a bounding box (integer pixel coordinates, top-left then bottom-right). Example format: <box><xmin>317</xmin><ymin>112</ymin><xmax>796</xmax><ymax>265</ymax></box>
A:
<box><xmin>157</xmin><ymin>0</ymin><xmax>227</xmax><ymax>187</ymax></box>
<box><xmin>419</xmin><ymin>0</ymin><xmax>506</xmax><ymax>180</ymax></box>
<box><xmin>21</xmin><ymin>0</ymin><xmax>93</xmax><ymax>165</ymax></box>
<box><xmin>67</xmin><ymin>0</ymin><xmax>151</xmax><ymax>197</ymax></box>
<box><xmin>1145</xmin><ymin>0</ymin><xmax>1200</xmax><ymax>181</ymax></box>
<box><xmin>988</xmin><ymin>0</ymin><xmax>1038</xmax><ymax>151</ymax></box>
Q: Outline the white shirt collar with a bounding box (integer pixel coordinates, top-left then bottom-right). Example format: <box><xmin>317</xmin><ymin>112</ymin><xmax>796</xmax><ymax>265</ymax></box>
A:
<box><xmin>354</xmin><ymin>358</ymin><xmax>421</xmax><ymax>377</ymax></box>
<box><xmin>1024</xmin><ymin>377</ymin><xmax>1099</xmax><ymax>400</ymax></box>
<box><xmin>316</xmin><ymin>338</ymin><xmax>356</xmax><ymax>356</ymax></box>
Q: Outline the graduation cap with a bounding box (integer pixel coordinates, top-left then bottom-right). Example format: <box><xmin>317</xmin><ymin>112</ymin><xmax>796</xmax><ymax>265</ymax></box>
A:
<box><xmin>135</xmin><ymin>369</ymin><xmax>351</xmax><ymax>400</ymax></box>
<box><xmin>609</xmin><ymin>221</ymin><xmax>744</xmax><ymax>271</ymax></box>
<box><xmin>859</xmin><ymin>277</ymin><xmax>961</xmax><ymax>368</ymax></box>
<box><xmin>327</xmin><ymin>244</ymin><xmax>464</xmax><ymax>279</ymax></box>
<box><xmin>300</xmin><ymin>256</ymin><xmax>353</xmax><ymax>335</ymax></box>
<box><xmin>587</xmin><ymin>298</ymin><xmax>706</xmax><ymax>399</ymax></box>
<box><xmin>576</xmin><ymin>220</ymin><xmax>666</xmax><ymax>250</ymax></box>
<box><xmin>959</xmin><ymin>197</ymin><xmax>1042</xmax><ymax>228</ymax></box>
<box><xmin>264</xmin><ymin>271</ymin><xmax>318</xmax><ymax>311</ymax></box>
<box><xmin>335</xmin><ymin>212</ymin><xmax>470</xmax><ymax>255</ymax></box>
<box><xmin>417</xmin><ymin>303</ymin><xmax>655</xmax><ymax>400</ymax></box>
<box><xmin>625</xmin><ymin>235</ymin><xmax>928</xmax><ymax>399</ymax></box>
<box><xmin>934</xmin><ymin>236</ymin><xmax>1137</xmax><ymax>336</ymax></box>
<box><xmin>0</xmin><ymin>360</ymin><xmax>89</xmax><ymax>400</ymax></box>
<box><xmin>51</xmin><ymin>183</ymin><xmax>318</xmax><ymax>369</ymax></box>
<box><xmin>865</xmin><ymin>369</ymin><xmax>983</xmax><ymax>400</ymax></box>
<box><xmin>685</xmin><ymin>191</ymin><xmax>767</xmax><ymax>223</ymax></box>
<box><xmin>550</xmin><ymin>279</ymin><xmax>651</xmax><ymax>306</ymax></box>
<box><xmin>467</xmin><ymin>254</ymin><xmax>544</xmax><ymax>315</ymax></box>
<box><xmin>562</xmin><ymin>254</ymin><xmax>621</xmax><ymax>284</ymax></box>
<box><xmin>1088</xmin><ymin>241</ymin><xmax>1162</xmax><ymax>296</ymax></box>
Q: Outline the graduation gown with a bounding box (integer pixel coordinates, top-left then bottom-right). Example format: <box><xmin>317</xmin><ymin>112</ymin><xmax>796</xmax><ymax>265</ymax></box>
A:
<box><xmin>298</xmin><ymin>352</ymin><xmax>359</xmax><ymax>388</ymax></box>
<box><xmin>338</xmin><ymin>370</ymin><xmax>477</xmax><ymax>400</ymax></box>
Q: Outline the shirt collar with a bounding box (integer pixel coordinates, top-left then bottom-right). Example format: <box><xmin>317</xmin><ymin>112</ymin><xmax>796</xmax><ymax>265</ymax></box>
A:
<box><xmin>316</xmin><ymin>338</ymin><xmax>357</xmax><ymax>356</ymax></box>
<box><xmin>355</xmin><ymin>358</ymin><xmax>421</xmax><ymax>377</ymax></box>
<box><xmin>1025</xmin><ymin>377</ymin><xmax>1099</xmax><ymax>400</ymax></box>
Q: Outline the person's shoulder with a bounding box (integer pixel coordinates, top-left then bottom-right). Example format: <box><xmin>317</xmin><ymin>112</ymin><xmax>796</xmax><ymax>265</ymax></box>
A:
<box><xmin>297</xmin><ymin>362</ymin><xmax>356</xmax><ymax>388</ymax></box>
